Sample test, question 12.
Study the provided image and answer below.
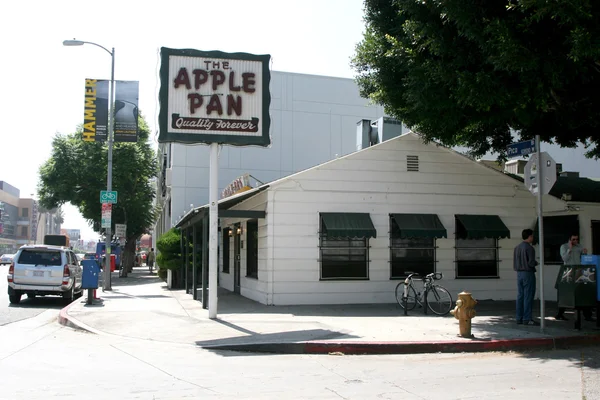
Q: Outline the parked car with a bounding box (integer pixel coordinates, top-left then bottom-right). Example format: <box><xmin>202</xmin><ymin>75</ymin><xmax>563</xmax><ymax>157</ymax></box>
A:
<box><xmin>0</xmin><ymin>254</ymin><xmax>14</xmax><ymax>265</ymax></box>
<box><xmin>6</xmin><ymin>245</ymin><xmax>83</xmax><ymax>304</ymax></box>
<box><xmin>76</xmin><ymin>253</ymin><xmax>85</xmax><ymax>262</ymax></box>
<box><xmin>83</xmin><ymin>252</ymin><xmax>96</xmax><ymax>260</ymax></box>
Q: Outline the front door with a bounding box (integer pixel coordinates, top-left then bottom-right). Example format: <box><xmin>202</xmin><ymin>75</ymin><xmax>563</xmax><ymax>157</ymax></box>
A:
<box><xmin>233</xmin><ymin>224</ymin><xmax>241</xmax><ymax>294</ymax></box>
<box><xmin>592</xmin><ymin>220</ymin><xmax>600</xmax><ymax>255</ymax></box>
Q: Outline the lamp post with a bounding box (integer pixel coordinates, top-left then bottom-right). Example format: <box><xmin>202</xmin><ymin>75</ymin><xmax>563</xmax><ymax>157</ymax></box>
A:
<box><xmin>63</xmin><ymin>39</ymin><xmax>115</xmax><ymax>291</ymax></box>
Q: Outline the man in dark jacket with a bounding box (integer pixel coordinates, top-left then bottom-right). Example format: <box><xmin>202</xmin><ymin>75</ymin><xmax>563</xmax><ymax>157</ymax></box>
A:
<box><xmin>514</xmin><ymin>229</ymin><xmax>539</xmax><ymax>326</ymax></box>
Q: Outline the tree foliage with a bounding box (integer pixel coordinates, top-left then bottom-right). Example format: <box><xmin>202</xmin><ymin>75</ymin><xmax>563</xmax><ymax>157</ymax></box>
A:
<box><xmin>38</xmin><ymin>113</ymin><xmax>158</xmax><ymax>271</ymax></box>
<box><xmin>352</xmin><ymin>0</ymin><xmax>600</xmax><ymax>158</ymax></box>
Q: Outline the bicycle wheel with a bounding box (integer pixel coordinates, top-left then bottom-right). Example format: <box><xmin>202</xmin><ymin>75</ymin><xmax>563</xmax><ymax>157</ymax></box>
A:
<box><xmin>426</xmin><ymin>285</ymin><xmax>453</xmax><ymax>315</ymax></box>
<box><xmin>395</xmin><ymin>282</ymin><xmax>417</xmax><ymax>310</ymax></box>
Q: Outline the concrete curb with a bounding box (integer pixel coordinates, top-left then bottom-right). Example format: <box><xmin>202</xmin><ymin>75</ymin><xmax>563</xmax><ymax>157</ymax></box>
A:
<box><xmin>202</xmin><ymin>334</ymin><xmax>600</xmax><ymax>355</ymax></box>
<box><xmin>57</xmin><ymin>297</ymin><xmax>103</xmax><ymax>335</ymax></box>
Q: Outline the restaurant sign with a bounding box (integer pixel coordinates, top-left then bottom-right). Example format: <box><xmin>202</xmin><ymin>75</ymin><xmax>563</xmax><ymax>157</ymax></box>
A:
<box><xmin>158</xmin><ymin>47</ymin><xmax>271</xmax><ymax>146</ymax></box>
<box><xmin>221</xmin><ymin>174</ymin><xmax>252</xmax><ymax>199</ymax></box>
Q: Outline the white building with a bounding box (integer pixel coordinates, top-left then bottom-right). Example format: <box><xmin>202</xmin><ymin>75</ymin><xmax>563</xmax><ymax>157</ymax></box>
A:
<box><xmin>176</xmin><ymin>131</ymin><xmax>600</xmax><ymax>305</ymax></box>
<box><xmin>154</xmin><ymin>71</ymin><xmax>385</xmax><ymax>242</ymax></box>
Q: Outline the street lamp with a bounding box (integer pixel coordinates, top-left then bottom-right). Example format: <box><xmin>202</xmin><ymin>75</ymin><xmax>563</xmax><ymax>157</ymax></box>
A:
<box><xmin>63</xmin><ymin>39</ymin><xmax>115</xmax><ymax>291</ymax></box>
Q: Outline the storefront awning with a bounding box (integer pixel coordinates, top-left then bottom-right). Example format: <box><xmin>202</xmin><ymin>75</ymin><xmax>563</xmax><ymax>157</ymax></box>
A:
<box><xmin>534</xmin><ymin>215</ymin><xmax>578</xmax><ymax>245</ymax></box>
<box><xmin>455</xmin><ymin>214</ymin><xmax>510</xmax><ymax>239</ymax></box>
<box><xmin>321</xmin><ymin>213</ymin><xmax>376</xmax><ymax>238</ymax></box>
<box><xmin>391</xmin><ymin>213</ymin><xmax>447</xmax><ymax>238</ymax></box>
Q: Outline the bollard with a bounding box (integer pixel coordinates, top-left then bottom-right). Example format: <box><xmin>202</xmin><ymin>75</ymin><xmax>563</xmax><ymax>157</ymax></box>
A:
<box><xmin>450</xmin><ymin>291</ymin><xmax>477</xmax><ymax>338</ymax></box>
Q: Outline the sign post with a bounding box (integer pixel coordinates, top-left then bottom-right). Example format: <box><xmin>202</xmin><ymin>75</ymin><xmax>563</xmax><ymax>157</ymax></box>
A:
<box><xmin>522</xmin><ymin>140</ymin><xmax>558</xmax><ymax>332</ymax></box>
<box><xmin>158</xmin><ymin>47</ymin><xmax>271</xmax><ymax>319</ymax></box>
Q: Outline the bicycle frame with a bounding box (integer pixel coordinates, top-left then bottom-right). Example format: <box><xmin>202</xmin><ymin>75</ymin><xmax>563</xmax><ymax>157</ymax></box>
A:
<box><xmin>401</xmin><ymin>273</ymin><xmax>437</xmax><ymax>315</ymax></box>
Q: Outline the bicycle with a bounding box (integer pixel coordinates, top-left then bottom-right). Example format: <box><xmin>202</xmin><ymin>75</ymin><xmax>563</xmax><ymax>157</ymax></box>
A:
<box><xmin>395</xmin><ymin>272</ymin><xmax>453</xmax><ymax>316</ymax></box>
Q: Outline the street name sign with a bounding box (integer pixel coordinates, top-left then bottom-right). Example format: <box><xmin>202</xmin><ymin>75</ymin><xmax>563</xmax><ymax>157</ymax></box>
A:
<box><xmin>100</xmin><ymin>190</ymin><xmax>118</xmax><ymax>204</ymax></box>
<box><xmin>507</xmin><ymin>139</ymin><xmax>536</xmax><ymax>159</ymax></box>
<box><xmin>524</xmin><ymin>152</ymin><xmax>557</xmax><ymax>195</ymax></box>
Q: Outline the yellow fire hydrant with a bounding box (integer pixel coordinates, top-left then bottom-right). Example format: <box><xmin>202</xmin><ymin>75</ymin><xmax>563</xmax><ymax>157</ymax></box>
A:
<box><xmin>450</xmin><ymin>292</ymin><xmax>477</xmax><ymax>338</ymax></box>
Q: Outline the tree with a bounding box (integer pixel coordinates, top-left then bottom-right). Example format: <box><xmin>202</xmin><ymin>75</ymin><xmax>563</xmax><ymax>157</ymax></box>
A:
<box><xmin>352</xmin><ymin>0</ymin><xmax>600</xmax><ymax>158</ymax></box>
<box><xmin>38</xmin><ymin>113</ymin><xmax>158</xmax><ymax>276</ymax></box>
<box><xmin>156</xmin><ymin>228</ymin><xmax>184</xmax><ymax>287</ymax></box>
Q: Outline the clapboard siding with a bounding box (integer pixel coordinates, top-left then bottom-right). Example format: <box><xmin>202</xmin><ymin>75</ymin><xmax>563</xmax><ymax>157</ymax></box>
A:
<box><xmin>222</xmin><ymin>133</ymin><xmax>584</xmax><ymax>305</ymax></box>
<box><xmin>261</xmin><ymin>134</ymin><xmax>538</xmax><ymax>304</ymax></box>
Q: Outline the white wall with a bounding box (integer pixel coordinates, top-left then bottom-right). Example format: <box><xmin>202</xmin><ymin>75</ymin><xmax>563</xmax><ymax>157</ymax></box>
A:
<box><xmin>265</xmin><ymin>134</ymin><xmax>541</xmax><ymax>305</ymax></box>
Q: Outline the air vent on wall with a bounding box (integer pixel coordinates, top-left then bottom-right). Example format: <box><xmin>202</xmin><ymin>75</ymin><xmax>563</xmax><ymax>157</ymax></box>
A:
<box><xmin>407</xmin><ymin>155</ymin><xmax>419</xmax><ymax>172</ymax></box>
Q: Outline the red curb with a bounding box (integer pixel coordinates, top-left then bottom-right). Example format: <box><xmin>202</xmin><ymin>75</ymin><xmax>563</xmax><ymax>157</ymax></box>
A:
<box><xmin>302</xmin><ymin>338</ymin><xmax>557</xmax><ymax>354</ymax></box>
<box><xmin>204</xmin><ymin>334</ymin><xmax>600</xmax><ymax>355</ymax></box>
<box><xmin>57</xmin><ymin>297</ymin><xmax>96</xmax><ymax>333</ymax></box>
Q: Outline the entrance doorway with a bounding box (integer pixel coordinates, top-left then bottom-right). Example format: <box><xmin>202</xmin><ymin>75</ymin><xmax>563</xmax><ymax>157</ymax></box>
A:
<box><xmin>592</xmin><ymin>220</ymin><xmax>600</xmax><ymax>255</ymax></box>
<box><xmin>233</xmin><ymin>223</ymin><xmax>241</xmax><ymax>294</ymax></box>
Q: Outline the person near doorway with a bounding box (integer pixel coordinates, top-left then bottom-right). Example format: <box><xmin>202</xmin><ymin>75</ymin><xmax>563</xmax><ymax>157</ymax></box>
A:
<box><xmin>555</xmin><ymin>234</ymin><xmax>593</xmax><ymax>321</ymax></box>
<box><xmin>514</xmin><ymin>229</ymin><xmax>539</xmax><ymax>326</ymax></box>
<box><xmin>147</xmin><ymin>248</ymin><xmax>156</xmax><ymax>273</ymax></box>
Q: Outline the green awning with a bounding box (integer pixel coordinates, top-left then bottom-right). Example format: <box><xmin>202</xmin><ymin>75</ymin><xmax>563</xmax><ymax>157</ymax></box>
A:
<box><xmin>534</xmin><ymin>215</ymin><xmax>578</xmax><ymax>245</ymax></box>
<box><xmin>391</xmin><ymin>213</ymin><xmax>447</xmax><ymax>238</ymax></box>
<box><xmin>320</xmin><ymin>213</ymin><xmax>376</xmax><ymax>238</ymax></box>
<box><xmin>455</xmin><ymin>214</ymin><xmax>510</xmax><ymax>239</ymax></box>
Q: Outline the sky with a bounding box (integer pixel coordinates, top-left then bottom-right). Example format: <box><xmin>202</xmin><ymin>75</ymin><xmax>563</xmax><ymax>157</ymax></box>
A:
<box><xmin>0</xmin><ymin>0</ymin><xmax>367</xmax><ymax>241</ymax></box>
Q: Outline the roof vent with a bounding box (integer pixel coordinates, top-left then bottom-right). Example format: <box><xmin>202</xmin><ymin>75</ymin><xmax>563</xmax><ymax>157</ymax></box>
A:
<box><xmin>407</xmin><ymin>155</ymin><xmax>419</xmax><ymax>172</ymax></box>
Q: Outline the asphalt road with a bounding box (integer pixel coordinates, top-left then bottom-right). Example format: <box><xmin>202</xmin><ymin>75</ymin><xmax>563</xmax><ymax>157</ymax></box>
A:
<box><xmin>0</xmin><ymin>311</ymin><xmax>598</xmax><ymax>399</ymax></box>
<box><xmin>0</xmin><ymin>264</ymin><xmax>72</xmax><ymax>326</ymax></box>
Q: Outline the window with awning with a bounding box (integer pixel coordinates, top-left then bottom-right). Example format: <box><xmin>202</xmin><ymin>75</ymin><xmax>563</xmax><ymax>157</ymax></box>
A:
<box><xmin>389</xmin><ymin>214</ymin><xmax>446</xmax><ymax>278</ymax></box>
<box><xmin>319</xmin><ymin>213</ymin><xmax>376</xmax><ymax>280</ymax></box>
<box><xmin>455</xmin><ymin>215</ymin><xmax>509</xmax><ymax>279</ymax></box>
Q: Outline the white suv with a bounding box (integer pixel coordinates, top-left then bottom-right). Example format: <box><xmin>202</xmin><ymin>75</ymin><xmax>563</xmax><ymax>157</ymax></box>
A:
<box><xmin>6</xmin><ymin>245</ymin><xmax>83</xmax><ymax>304</ymax></box>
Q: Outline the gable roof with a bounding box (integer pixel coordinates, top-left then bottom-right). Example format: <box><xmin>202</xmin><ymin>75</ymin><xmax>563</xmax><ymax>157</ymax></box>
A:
<box><xmin>505</xmin><ymin>173</ymin><xmax>600</xmax><ymax>203</ymax></box>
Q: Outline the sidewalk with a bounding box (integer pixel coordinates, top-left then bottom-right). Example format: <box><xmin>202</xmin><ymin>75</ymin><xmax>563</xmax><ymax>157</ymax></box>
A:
<box><xmin>59</xmin><ymin>266</ymin><xmax>600</xmax><ymax>354</ymax></box>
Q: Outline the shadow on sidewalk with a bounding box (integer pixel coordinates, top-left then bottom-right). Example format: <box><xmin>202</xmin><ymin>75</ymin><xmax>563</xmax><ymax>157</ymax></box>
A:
<box><xmin>514</xmin><ymin>345</ymin><xmax>600</xmax><ymax>370</ymax></box>
<box><xmin>196</xmin><ymin>322</ymin><xmax>357</xmax><ymax>349</ymax></box>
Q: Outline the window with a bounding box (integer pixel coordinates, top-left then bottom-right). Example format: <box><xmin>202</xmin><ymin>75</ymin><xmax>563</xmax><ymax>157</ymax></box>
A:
<box><xmin>18</xmin><ymin>250</ymin><xmax>62</xmax><ymax>266</ymax></box>
<box><xmin>246</xmin><ymin>220</ymin><xmax>258</xmax><ymax>279</ymax></box>
<box><xmin>455</xmin><ymin>238</ymin><xmax>499</xmax><ymax>278</ymax></box>
<box><xmin>222</xmin><ymin>228</ymin><xmax>230</xmax><ymax>273</ymax></box>
<box><xmin>22</xmin><ymin>208</ymin><xmax>29</xmax><ymax>217</ymax></box>
<box><xmin>21</xmin><ymin>226</ymin><xmax>28</xmax><ymax>237</ymax></box>
<box><xmin>320</xmin><ymin>237</ymin><xmax>369</xmax><ymax>279</ymax></box>
<box><xmin>535</xmin><ymin>215</ymin><xmax>579</xmax><ymax>264</ymax></box>
<box><xmin>390</xmin><ymin>237</ymin><xmax>435</xmax><ymax>278</ymax></box>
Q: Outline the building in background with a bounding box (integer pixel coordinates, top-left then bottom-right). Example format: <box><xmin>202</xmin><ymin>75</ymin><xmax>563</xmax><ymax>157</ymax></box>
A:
<box><xmin>0</xmin><ymin>181</ymin><xmax>64</xmax><ymax>253</ymax></box>
<box><xmin>154</xmin><ymin>71</ymin><xmax>386</xmax><ymax>243</ymax></box>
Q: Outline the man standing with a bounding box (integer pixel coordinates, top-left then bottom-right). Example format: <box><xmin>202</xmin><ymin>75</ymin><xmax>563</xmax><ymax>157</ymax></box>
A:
<box><xmin>555</xmin><ymin>234</ymin><xmax>592</xmax><ymax>321</ymax></box>
<box><xmin>147</xmin><ymin>248</ymin><xmax>156</xmax><ymax>273</ymax></box>
<box><xmin>514</xmin><ymin>229</ymin><xmax>539</xmax><ymax>326</ymax></box>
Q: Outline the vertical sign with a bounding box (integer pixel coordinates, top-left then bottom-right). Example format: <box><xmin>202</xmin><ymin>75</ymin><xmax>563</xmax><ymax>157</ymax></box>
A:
<box><xmin>84</xmin><ymin>79</ymin><xmax>138</xmax><ymax>142</ymax></box>
<box><xmin>114</xmin><ymin>81</ymin><xmax>139</xmax><ymax>142</ymax></box>
<box><xmin>101</xmin><ymin>203</ymin><xmax>112</xmax><ymax>228</ymax></box>
<box><xmin>158</xmin><ymin>47</ymin><xmax>272</xmax><ymax>319</ymax></box>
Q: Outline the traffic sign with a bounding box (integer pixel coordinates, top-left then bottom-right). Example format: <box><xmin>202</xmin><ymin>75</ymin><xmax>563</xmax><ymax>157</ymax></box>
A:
<box><xmin>101</xmin><ymin>203</ymin><xmax>112</xmax><ymax>228</ymax></box>
<box><xmin>524</xmin><ymin>152</ymin><xmax>557</xmax><ymax>195</ymax></box>
<box><xmin>115</xmin><ymin>224</ymin><xmax>127</xmax><ymax>237</ymax></box>
<box><xmin>507</xmin><ymin>139</ymin><xmax>536</xmax><ymax>159</ymax></box>
<box><xmin>100</xmin><ymin>190</ymin><xmax>118</xmax><ymax>204</ymax></box>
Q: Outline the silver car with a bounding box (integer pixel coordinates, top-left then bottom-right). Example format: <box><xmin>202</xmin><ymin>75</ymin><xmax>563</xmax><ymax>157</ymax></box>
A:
<box><xmin>6</xmin><ymin>245</ymin><xmax>83</xmax><ymax>304</ymax></box>
<box><xmin>0</xmin><ymin>254</ymin><xmax>14</xmax><ymax>265</ymax></box>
